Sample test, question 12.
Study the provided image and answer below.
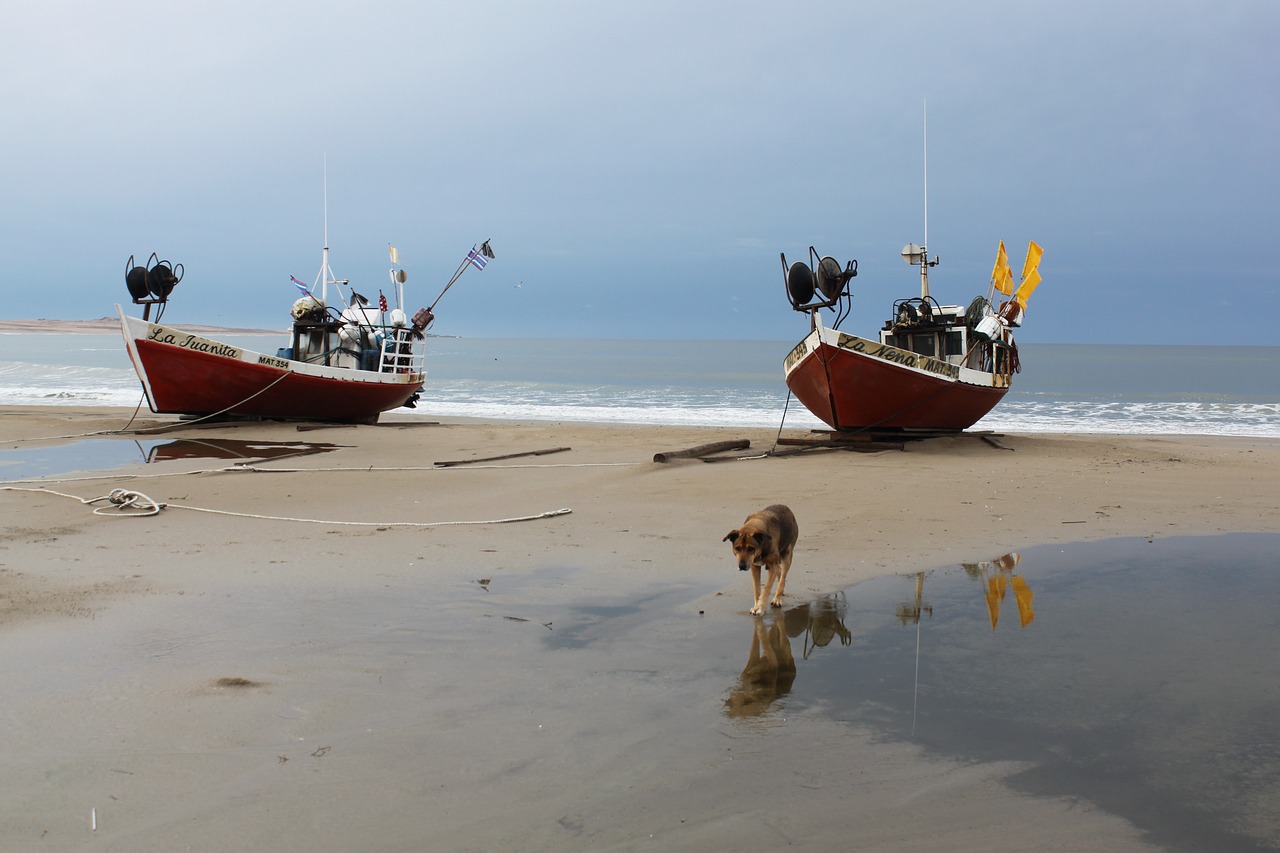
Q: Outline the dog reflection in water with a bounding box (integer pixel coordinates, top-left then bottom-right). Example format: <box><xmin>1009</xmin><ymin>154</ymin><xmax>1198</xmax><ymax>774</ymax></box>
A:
<box><xmin>724</xmin><ymin>616</ymin><xmax>797</xmax><ymax>718</ymax></box>
<box><xmin>724</xmin><ymin>596</ymin><xmax>851</xmax><ymax>719</ymax></box>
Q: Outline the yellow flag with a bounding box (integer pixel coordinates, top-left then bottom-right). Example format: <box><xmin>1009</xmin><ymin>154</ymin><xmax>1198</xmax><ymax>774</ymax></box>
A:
<box><xmin>1015</xmin><ymin>269</ymin><xmax>1041</xmax><ymax>308</ymax></box>
<box><xmin>1020</xmin><ymin>240</ymin><xmax>1043</xmax><ymax>281</ymax></box>
<box><xmin>389</xmin><ymin>245</ymin><xmax>399</xmax><ymax>265</ymax></box>
<box><xmin>992</xmin><ymin>241</ymin><xmax>1014</xmax><ymax>296</ymax></box>
<box><xmin>1015</xmin><ymin>241</ymin><xmax>1043</xmax><ymax>308</ymax></box>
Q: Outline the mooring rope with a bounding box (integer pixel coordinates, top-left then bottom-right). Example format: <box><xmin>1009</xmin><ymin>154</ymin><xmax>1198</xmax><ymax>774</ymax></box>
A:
<box><xmin>165</xmin><ymin>504</ymin><xmax>573</xmax><ymax>526</ymax></box>
<box><xmin>770</xmin><ymin>389</ymin><xmax>795</xmax><ymax>455</ymax></box>
<box><xmin>5</xmin><ymin>379</ymin><xmax>291</xmax><ymax>445</ymax></box>
<box><xmin>227</xmin><ymin>462</ymin><xmax>634</xmax><ymax>474</ymax></box>
<box><xmin>129</xmin><ymin>373</ymin><xmax>295</xmax><ymax>435</ymax></box>
<box><xmin>0</xmin><ymin>486</ymin><xmax>165</xmax><ymax>517</ymax></box>
<box><xmin>0</xmin><ymin>485</ymin><xmax>572</xmax><ymax>526</ymax></box>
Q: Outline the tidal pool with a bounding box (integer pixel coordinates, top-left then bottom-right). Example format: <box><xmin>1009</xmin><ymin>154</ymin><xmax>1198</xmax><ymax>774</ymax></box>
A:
<box><xmin>758</xmin><ymin>534</ymin><xmax>1280</xmax><ymax>852</ymax></box>
<box><xmin>0</xmin><ymin>437</ymin><xmax>343</xmax><ymax>479</ymax></box>
<box><xmin>2</xmin><ymin>534</ymin><xmax>1275</xmax><ymax>850</ymax></box>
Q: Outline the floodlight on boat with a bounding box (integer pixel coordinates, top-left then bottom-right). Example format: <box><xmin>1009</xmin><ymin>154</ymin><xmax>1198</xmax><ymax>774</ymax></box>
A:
<box><xmin>816</xmin><ymin>256</ymin><xmax>845</xmax><ymax>301</ymax></box>
<box><xmin>123</xmin><ymin>252</ymin><xmax>183</xmax><ymax>314</ymax></box>
<box><xmin>786</xmin><ymin>261</ymin><xmax>816</xmax><ymax>307</ymax></box>
<box><xmin>781</xmin><ymin>248</ymin><xmax>858</xmax><ymax>313</ymax></box>
<box><xmin>901</xmin><ymin>243</ymin><xmax>926</xmax><ymax>265</ymax></box>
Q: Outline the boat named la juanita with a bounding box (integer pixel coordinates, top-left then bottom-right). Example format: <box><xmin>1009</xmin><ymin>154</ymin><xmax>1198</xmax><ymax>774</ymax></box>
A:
<box><xmin>780</xmin><ymin>237</ymin><xmax>1043</xmax><ymax>434</ymax></box>
<box><xmin>117</xmin><ymin>238</ymin><xmax>494</xmax><ymax>424</ymax></box>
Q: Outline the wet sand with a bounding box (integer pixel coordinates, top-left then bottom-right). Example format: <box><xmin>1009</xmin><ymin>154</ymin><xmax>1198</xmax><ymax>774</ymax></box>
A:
<box><xmin>2</xmin><ymin>405</ymin><xmax>1278</xmax><ymax>851</ymax></box>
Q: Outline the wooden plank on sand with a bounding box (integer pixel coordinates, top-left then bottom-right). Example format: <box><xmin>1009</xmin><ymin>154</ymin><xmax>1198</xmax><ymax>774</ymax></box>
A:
<box><xmin>435</xmin><ymin>447</ymin><xmax>571</xmax><ymax>467</ymax></box>
<box><xmin>653</xmin><ymin>439</ymin><xmax>750</xmax><ymax>463</ymax></box>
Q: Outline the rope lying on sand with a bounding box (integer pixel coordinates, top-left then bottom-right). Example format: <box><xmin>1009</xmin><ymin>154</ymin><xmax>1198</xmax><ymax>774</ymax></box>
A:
<box><xmin>0</xmin><ymin>486</ymin><xmax>165</xmax><ymax>517</ymax></box>
<box><xmin>166</xmin><ymin>503</ymin><xmax>573</xmax><ymax>526</ymax></box>
<box><xmin>0</xmin><ymin>485</ymin><xmax>572</xmax><ymax>527</ymax></box>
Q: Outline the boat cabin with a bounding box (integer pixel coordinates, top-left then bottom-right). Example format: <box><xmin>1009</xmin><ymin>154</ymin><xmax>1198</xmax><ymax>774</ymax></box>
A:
<box><xmin>880</xmin><ymin>297</ymin><xmax>1015</xmax><ymax>375</ymax></box>
<box><xmin>284</xmin><ymin>300</ymin><xmax>423</xmax><ymax>375</ymax></box>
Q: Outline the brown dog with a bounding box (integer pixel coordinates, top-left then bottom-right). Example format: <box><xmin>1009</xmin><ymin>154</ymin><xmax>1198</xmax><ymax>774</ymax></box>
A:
<box><xmin>723</xmin><ymin>504</ymin><xmax>798</xmax><ymax>615</ymax></box>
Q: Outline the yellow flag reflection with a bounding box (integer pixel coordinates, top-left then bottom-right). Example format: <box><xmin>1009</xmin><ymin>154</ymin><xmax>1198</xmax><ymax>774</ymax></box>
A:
<box><xmin>1011</xmin><ymin>575</ymin><xmax>1036</xmax><ymax>627</ymax></box>
<box><xmin>985</xmin><ymin>574</ymin><xmax>1008</xmax><ymax>629</ymax></box>
<box><xmin>973</xmin><ymin>552</ymin><xmax>1034</xmax><ymax>630</ymax></box>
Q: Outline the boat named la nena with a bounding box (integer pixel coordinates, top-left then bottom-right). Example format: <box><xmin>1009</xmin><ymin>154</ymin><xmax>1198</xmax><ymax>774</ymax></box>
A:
<box><xmin>117</xmin><ymin>239</ymin><xmax>494</xmax><ymax>424</ymax></box>
<box><xmin>780</xmin><ymin>238</ymin><xmax>1043</xmax><ymax>434</ymax></box>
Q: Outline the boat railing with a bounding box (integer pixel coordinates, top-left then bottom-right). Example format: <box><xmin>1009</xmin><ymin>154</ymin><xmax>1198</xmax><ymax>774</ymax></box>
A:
<box><xmin>378</xmin><ymin>327</ymin><xmax>424</xmax><ymax>375</ymax></box>
<box><xmin>287</xmin><ymin>317</ymin><xmax>423</xmax><ymax>376</ymax></box>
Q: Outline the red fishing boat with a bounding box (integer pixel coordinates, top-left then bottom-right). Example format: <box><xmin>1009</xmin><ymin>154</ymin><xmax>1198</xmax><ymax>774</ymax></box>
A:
<box><xmin>780</xmin><ymin>238</ymin><xmax>1042</xmax><ymax>433</ymax></box>
<box><xmin>118</xmin><ymin>237</ymin><xmax>493</xmax><ymax>425</ymax></box>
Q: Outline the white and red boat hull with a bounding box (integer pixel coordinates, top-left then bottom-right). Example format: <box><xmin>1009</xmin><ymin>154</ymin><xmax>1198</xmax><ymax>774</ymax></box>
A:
<box><xmin>118</xmin><ymin>308</ymin><xmax>424</xmax><ymax>423</ymax></box>
<box><xmin>783</xmin><ymin>324</ymin><xmax>1010</xmax><ymax>432</ymax></box>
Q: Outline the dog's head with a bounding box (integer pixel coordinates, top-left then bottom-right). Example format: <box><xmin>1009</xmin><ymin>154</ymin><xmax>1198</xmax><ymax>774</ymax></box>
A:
<box><xmin>723</xmin><ymin>525</ymin><xmax>773</xmax><ymax>571</ymax></box>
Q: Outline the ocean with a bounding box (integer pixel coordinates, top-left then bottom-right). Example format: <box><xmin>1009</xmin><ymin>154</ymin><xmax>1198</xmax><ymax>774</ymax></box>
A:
<box><xmin>1</xmin><ymin>332</ymin><xmax>1277</xmax><ymax>437</ymax></box>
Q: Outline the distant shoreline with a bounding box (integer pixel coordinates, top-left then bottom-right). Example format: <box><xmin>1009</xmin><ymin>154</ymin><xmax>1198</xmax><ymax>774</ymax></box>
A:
<box><xmin>0</xmin><ymin>318</ymin><xmax>461</xmax><ymax>338</ymax></box>
<box><xmin>0</xmin><ymin>317</ymin><xmax>284</xmax><ymax>335</ymax></box>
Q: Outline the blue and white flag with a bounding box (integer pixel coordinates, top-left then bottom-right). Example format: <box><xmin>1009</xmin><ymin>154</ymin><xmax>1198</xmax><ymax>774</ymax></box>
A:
<box><xmin>466</xmin><ymin>245</ymin><xmax>488</xmax><ymax>271</ymax></box>
<box><xmin>290</xmin><ymin>275</ymin><xmax>312</xmax><ymax>296</ymax></box>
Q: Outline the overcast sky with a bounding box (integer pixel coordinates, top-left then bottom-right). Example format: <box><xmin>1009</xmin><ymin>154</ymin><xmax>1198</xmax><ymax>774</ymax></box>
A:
<box><xmin>2</xmin><ymin>1</ymin><xmax>1276</xmax><ymax>345</ymax></box>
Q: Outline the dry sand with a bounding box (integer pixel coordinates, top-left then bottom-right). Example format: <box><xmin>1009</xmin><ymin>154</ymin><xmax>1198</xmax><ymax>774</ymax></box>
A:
<box><xmin>2</xmin><ymin>405</ymin><xmax>1277</xmax><ymax>851</ymax></box>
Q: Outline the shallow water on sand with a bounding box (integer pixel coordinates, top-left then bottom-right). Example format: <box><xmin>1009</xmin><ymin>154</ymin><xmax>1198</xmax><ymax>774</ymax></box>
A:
<box><xmin>2</xmin><ymin>535</ymin><xmax>1276</xmax><ymax>850</ymax></box>
<box><xmin>781</xmin><ymin>534</ymin><xmax>1280</xmax><ymax>852</ymax></box>
<box><xmin>0</xmin><ymin>438</ymin><xmax>344</xmax><ymax>480</ymax></box>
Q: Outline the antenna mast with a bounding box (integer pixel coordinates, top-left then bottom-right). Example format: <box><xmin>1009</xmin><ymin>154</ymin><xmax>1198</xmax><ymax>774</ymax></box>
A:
<box><xmin>322</xmin><ymin>156</ymin><xmax>329</xmax><ymax>307</ymax></box>
<box><xmin>923</xmin><ymin>101</ymin><xmax>928</xmax><ymax>254</ymax></box>
<box><xmin>312</xmin><ymin>155</ymin><xmax>349</xmax><ymax>310</ymax></box>
<box><xmin>916</xmin><ymin>102</ymin><xmax>935</xmax><ymax>300</ymax></box>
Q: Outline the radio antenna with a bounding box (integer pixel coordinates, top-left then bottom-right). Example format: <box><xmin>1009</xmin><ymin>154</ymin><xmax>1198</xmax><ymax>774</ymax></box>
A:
<box><xmin>922</xmin><ymin>101</ymin><xmax>929</xmax><ymax>252</ymax></box>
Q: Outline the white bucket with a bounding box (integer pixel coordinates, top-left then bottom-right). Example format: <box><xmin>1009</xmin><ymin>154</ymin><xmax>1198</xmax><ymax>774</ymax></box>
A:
<box><xmin>974</xmin><ymin>315</ymin><xmax>1002</xmax><ymax>341</ymax></box>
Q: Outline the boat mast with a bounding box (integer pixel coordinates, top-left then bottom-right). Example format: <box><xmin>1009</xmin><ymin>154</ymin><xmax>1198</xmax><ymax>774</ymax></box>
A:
<box><xmin>313</xmin><ymin>158</ymin><xmax>349</xmax><ymax>311</ymax></box>
<box><xmin>921</xmin><ymin>103</ymin><xmax>930</xmax><ymax>300</ymax></box>
<box><xmin>321</xmin><ymin>160</ymin><xmax>331</xmax><ymax>308</ymax></box>
<box><xmin>901</xmin><ymin>106</ymin><xmax>937</xmax><ymax>297</ymax></box>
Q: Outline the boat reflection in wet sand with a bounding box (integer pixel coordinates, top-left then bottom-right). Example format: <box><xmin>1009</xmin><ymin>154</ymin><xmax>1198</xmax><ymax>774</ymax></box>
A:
<box><xmin>117</xmin><ymin>237</ymin><xmax>493</xmax><ymax>425</ymax></box>
<box><xmin>143</xmin><ymin>438</ymin><xmax>344</xmax><ymax>464</ymax></box>
<box><xmin>780</xmin><ymin>238</ymin><xmax>1044</xmax><ymax>435</ymax></box>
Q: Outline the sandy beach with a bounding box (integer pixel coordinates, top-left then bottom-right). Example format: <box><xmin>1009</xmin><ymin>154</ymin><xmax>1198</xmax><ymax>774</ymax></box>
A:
<box><xmin>2</xmin><ymin>405</ymin><xmax>1278</xmax><ymax>851</ymax></box>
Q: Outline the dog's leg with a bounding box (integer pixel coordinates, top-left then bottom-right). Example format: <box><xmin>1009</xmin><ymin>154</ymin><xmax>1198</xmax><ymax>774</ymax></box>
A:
<box><xmin>759</xmin><ymin>561</ymin><xmax>779</xmax><ymax>612</ymax></box>
<box><xmin>750</xmin><ymin>564</ymin><xmax>765</xmax><ymax>615</ymax></box>
<box><xmin>772</xmin><ymin>551</ymin><xmax>793</xmax><ymax>606</ymax></box>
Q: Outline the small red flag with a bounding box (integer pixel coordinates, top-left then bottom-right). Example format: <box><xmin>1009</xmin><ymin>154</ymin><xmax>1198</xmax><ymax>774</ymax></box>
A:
<box><xmin>379</xmin><ymin>292</ymin><xmax>388</xmax><ymax>313</ymax></box>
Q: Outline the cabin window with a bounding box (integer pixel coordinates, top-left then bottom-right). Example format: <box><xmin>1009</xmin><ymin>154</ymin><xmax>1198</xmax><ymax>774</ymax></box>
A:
<box><xmin>910</xmin><ymin>334</ymin><xmax>936</xmax><ymax>357</ymax></box>
<box><xmin>884</xmin><ymin>333</ymin><xmax>905</xmax><ymax>349</ymax></box>
<box><xmin>944</xmin><ymin>331</ymin><xmax>964</xmax><ymax>356</ymax></box>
